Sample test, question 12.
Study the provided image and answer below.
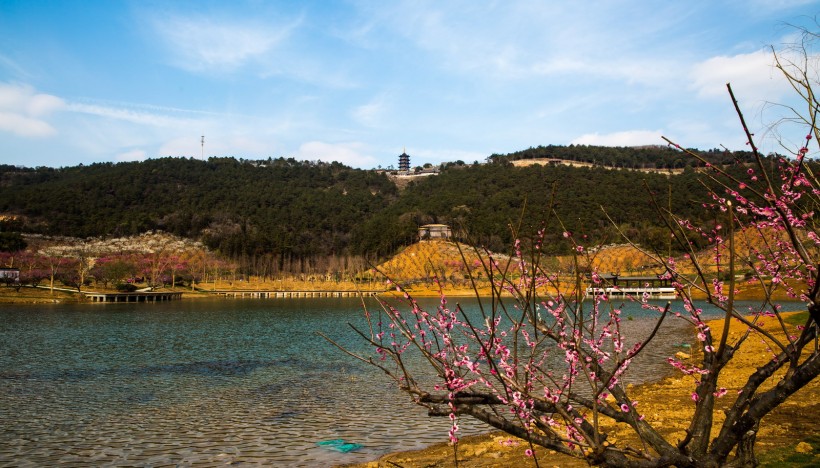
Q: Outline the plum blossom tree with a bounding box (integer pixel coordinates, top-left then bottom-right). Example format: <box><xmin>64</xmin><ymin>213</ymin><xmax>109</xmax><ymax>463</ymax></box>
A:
<box><xmin>131</xmin><ymin>231</ymin><xmax>198</xmax><ymax>289</ymax></box>
<box><xmin>86</xmin><ymin>231</ymin><xmax>205</xmax><ymax>289</ymax></box>
<box><xmin>91</xmin><ymin>254</ymin><xmax>139</xmax><ymax>288</ymax></box>
<box><xmin>38</xmin><ymin>245</ymin><xmax>85</xmax><ymax>293</ymax></box>
<box><xmin>11</xmin><ymin>250</ymin><xmax>48</xmax><ymax>287</ymax></box>
<box><xmin>328</xmin><ymin>44</ymin><xmax>820</xmax><ymax>467</ymax></box>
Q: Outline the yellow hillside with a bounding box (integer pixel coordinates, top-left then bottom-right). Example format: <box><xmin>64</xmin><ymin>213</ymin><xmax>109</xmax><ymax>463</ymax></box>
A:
<box><xmin>695</xmin><ymin>226</ymin><xmax>817</xmax><ymax>274</ymax></box>
<box><xmin>372</xmin><ymin>223</ymin><xmax>816</xmax><ymax>299</ymax></box>
<box><xmin>377</xmin><ymin>241</ymin><xmax>669</xmax><ymax>292</ymax></box>
<box><xmin>375</xmin><ymin>239</ymin><xmax>493</xmax><ymax>287</ymax></box>
<box><xmin>374</xmin><ymin>241</ymin><xmax>665</xmax><ymax>296</ymax></box>
<box><xmin>555</xmin><ymin>244</ymin><xmax>664</xmax><ymax>275</ymax></box>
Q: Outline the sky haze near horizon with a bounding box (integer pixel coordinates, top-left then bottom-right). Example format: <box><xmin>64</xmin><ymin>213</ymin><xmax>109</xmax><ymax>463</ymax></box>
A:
<box><xmin>1</xmin><ymin>1</ymin><xmax>819</xmax><ymax>169</ymax></box>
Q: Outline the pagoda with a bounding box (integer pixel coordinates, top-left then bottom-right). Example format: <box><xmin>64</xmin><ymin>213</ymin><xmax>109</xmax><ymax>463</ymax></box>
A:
<box><xmin>398</xmin><ymin>148</ymin><xmax>410</xmax><ymax>172</ymax></box>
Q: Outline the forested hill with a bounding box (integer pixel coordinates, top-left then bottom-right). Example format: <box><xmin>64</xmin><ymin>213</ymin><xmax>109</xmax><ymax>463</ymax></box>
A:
<box><xmin>0</xmin><ymin>146</ymin><xmax>765</xmax><ymax>268</ymax></box>
<box><xmin>352</xmin><ymin>162</ymin><xmax>714</xmax><ymax>258</ymax></box>
<box><xmin>0</xmin><ymin>157</ymin><xmax>398</xmax><ymax>259</ymax></box>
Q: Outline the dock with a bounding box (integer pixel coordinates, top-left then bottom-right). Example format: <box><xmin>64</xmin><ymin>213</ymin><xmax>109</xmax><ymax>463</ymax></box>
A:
<box><xmin>84</xmin><ymin>291</ymin><xmax>183</xmax><ymax>303</ymax></box>
<box><xmin>585</xmin><ymin>274</ymin><xmax>677</xmax><ymax>300</ymax></box>
<box><xmin>211</xmin><ymin>290</ymin><xmax>382</xmax><ymax>299</ymax></box>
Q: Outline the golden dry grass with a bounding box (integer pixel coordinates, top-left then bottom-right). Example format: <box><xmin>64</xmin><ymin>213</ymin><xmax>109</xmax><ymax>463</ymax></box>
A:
<box><xmin>554</xmin><ymin>244</ymin><xmax>663</xmax><ymax>276</ymax></box>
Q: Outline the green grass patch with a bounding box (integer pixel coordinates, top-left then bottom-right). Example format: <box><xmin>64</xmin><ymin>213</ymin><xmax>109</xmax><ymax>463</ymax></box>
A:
<box><xmin>759</xmin><ymin>434</ymin><xmax>820</xmax><ymax>467</ymax></box>
<box><xmin>784</xmin><ymin>311</ymin><xmax>810</xmax><ymax>327</ymax></box>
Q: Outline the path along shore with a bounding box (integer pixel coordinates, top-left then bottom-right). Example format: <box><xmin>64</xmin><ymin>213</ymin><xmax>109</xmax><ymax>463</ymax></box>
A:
<box><xmin>339</xmin><ymin>311</ymin><xmax>820</xmax><ymax>468</ymax></box>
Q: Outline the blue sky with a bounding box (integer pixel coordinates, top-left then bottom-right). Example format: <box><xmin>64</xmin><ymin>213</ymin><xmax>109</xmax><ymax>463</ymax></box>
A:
<box><xmin>1</xmin><ymin>1</ymin><xmax>818</xmax><ymax>169</ymax></box>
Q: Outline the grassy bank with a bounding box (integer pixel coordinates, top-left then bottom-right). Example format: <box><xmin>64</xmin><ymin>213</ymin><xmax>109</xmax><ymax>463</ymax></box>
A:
<box><xmin>0</xmin><ymin>285</ymin><xmax>82</xmax><ymax>303</ymax></box>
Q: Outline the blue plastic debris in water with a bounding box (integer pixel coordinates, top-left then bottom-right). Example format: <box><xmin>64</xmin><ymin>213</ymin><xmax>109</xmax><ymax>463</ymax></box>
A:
<box><xmin>316</xmin><ymin>439</ymin><xmax>345</xmax><ymax>446</ymax></box>
<box><xmin>316</xmin><ymin>439</ymin><xmax>363</xmax><ymax>453</ymax></box>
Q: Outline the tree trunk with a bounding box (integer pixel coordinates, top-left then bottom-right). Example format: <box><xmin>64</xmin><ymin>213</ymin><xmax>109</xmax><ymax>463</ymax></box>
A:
<box><xmin>724</xmin><ymin>422</ymin><xmax>759</xmax><ymax>468</ymax></box>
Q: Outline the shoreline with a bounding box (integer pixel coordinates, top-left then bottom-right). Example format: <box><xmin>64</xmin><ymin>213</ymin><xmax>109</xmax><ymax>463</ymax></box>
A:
<box><xmin>338</xmin><ymin>311</ymin><xmax>820</xmax><ymax>467</ymax></box>
<box><xmin>0</xmin><ymin>280</ymin><xmax>793</xmax><ymax>304</ymax></box>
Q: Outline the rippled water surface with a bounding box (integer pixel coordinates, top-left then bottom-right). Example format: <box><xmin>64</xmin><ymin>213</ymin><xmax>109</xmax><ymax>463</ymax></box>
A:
<box><xmin>0</xmin><ymin>297</ymin><xmax>789</xmax><ymax>466</ymax></box>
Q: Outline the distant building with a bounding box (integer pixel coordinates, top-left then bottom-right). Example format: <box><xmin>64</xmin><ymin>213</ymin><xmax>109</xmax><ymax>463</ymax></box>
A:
<box><xmin>0</xmin><ymin>268</ymin><xmax>20</xmax><ymax>284</ymax></box>
<box><xmin>398</xmin><ymin>150</ymin><xmax>411</xmax><ymax>172</ymax></box>
<box><xmin>418</xmin><ymin>224</ymin><xmax>452</xmax><ymax>241</ymax></box>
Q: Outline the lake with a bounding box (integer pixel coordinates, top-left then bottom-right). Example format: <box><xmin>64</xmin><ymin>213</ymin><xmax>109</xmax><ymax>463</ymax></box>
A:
<box><xmin>0</xmin><ymin>296</ymin><xmax>791</xmax><ymax>466</ymax></box>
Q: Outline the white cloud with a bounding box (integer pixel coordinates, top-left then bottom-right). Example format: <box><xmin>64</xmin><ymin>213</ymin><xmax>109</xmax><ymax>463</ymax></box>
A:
<box><xmin>25</xmin><ymin>93</ymin><xmax>64</xmax><ymax>116</ymax></box>
<box><xmin>0</xmin><ymin>83</ymin><xmax>64</xmax><ymax>137</ymax></box>
<box><xmin>366</xmin><ymin>1</ymin><xmax>688</xmax><ymax>86</ymax></box>
<box><xmin>690</xmin><ymin>49</ymin><xmax>790</xmax><ymax>100</ymax></box>
<box><xmin>116</xmin><ymin>149</ymin><xmax>148</xmax><ymax>162</ymax></box>
<box><xmin>67</xmin><ymin>102</ymin><xmax>199</xmax><ymax>128</ymax></box>
<box><xmin>151</xmin><ymin>15</ymin><xmax>298</xmax><ymax>73</ymax></box>
<box><xmin>294</xmin><ymin>141</ymin><xmax>377</xmax><ymax>167</ymax></box>
<box><xmin>0</xmin><ymin>112</ymin><xmax>57</xmax><ymax>137</ymax></box>
<box><xmin>570</xmin><ymin>130</ymin><xmax>664</xmax><ymax>147</ymax></box>
<box><xmin>352</xmin><ymin>93</ymin><xmax>389</xmax><ymax>127</ymax></box>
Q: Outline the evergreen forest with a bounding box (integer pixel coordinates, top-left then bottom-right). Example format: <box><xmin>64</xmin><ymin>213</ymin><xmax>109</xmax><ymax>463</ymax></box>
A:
<box><xmin>0</xmin><ymin>145</ymin><xmax>783</xmax><ymax>275</ymax></box>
